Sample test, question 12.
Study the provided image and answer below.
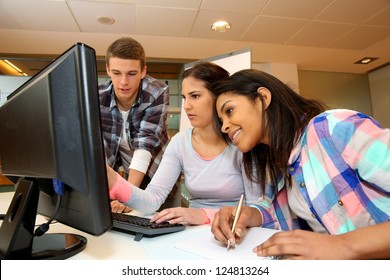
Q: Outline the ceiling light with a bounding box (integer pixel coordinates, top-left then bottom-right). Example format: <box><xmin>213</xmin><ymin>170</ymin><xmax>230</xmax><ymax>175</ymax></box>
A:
<box><xmin>3</xmin><ymin>59</ymin><xmax>28</xmax><ymax>76</ymax></box>
<box><xmin>354</xmin><ymin>57</ymin><xmax>378</xmax><ymax>64</ymax></box>
<box><xmin>211</xmin><ymin>21</ymin><xmax>231</xmax><ymax>32</ymax></box>
<box><xmin>97</xmin><ymin>16</ymin><xmax>115</xmax><ymax>25</ymax></box>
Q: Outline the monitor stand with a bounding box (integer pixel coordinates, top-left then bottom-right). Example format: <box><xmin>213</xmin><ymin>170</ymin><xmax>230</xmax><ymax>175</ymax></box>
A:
<box><xmin>0</xmin><ymin>179</ymin><xmax>87</xmax><ymax>260</ymax></box>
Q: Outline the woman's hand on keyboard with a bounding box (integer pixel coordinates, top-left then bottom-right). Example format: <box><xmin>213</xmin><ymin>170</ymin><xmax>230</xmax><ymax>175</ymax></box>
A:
<box><xmin>150</xmin><ymin>207</ymin><xmax>208</xmax><ymax>225</ymax></box>
<box><xmin>111</xmin><ymin>200</ymin><xmax>132</xmax><ymax>213</ymax></box>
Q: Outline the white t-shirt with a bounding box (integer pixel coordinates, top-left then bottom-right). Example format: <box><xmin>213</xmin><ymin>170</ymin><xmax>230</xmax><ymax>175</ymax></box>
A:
<box><xmin>287</xmin><ymin>176</ymin><xmax>326</xmax><ymax>233</ymax></box>
<box><xmin>118</xmin><ymin>109</ymin><xmax>151</xmax><ymax>174</ymax></box>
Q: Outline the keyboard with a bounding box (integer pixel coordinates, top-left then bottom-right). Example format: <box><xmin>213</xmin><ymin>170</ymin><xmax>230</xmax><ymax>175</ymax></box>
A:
<box><xmin>111</xmin><ymin>212</ymin><xmax>185</xmax><ymax>241</ymax></box>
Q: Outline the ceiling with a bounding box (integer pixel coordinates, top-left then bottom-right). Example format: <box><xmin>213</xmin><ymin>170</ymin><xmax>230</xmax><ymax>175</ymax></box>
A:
<box><xmin>0</xmin><ymin>0</ymin><xmax>390</xmax><ymax>78</ymax></box>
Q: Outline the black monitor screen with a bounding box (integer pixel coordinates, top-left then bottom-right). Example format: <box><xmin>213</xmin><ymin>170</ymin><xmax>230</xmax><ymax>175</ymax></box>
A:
<box><xmin>0</xmin><ymin>43</ymin><xmax>112</xmax><ymax>260</ymax></box>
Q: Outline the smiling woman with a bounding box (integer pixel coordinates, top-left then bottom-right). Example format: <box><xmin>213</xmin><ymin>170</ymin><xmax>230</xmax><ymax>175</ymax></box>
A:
<box><xmin>211</xmin><ymin>68</ymin><xmax>390</xmax><ymax>260</ymax></box>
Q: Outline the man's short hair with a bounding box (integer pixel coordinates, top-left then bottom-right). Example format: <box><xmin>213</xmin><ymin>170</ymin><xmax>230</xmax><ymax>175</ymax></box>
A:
<box><xmin>106</xmin><ymin>37</ymin><xmax>146</xmax><ymax>69</ymax></box>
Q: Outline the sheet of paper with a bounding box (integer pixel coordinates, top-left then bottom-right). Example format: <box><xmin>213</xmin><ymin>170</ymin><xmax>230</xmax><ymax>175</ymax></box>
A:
<box><xmin>174</xmin><ymin>227</ymin><xmax>279</xmax><ymax>260</ymax></box>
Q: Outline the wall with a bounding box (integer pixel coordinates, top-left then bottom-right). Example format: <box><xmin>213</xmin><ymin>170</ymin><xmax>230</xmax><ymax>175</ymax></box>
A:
<box><xmin>297</xmin><ymin>70</ymin><xmax>372</xmax><ymax>116</ymax></box>
<box><xmin>252</xmin><ymin>64</ymin><xmax>373</xmax><ymax>119</ymax></box>
<box><xmin>368</xmin><ymin>64</ymin><xmax>390</xmax><ymax>128</ymax></box>
<box><xmin>253</xmin><ymin>63</ymin><xmax>300</xmax><ymax>93</ymax></box>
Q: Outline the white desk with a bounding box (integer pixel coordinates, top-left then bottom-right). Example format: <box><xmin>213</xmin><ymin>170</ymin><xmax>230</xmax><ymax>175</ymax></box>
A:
<box><xmin>1</xmin><ymin>191</ymin><xmax>282</xmax><ymax>260</ymax></box>
<box><xmin>0</xmin><ymin>191</ymin><xmax>216</xmax><ymax>260</ymax></box>
<box><xmin>2</xmin><ymin>191</ymin><xmax>386</xmax><ymax>279</ymax></box>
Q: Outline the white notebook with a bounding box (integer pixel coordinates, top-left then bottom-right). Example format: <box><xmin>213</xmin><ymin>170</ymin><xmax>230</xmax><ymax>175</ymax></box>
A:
<box><xmin>174</xmin><ymin>226</ymin><xmax>279</xmax><ymax>260</ymax></box>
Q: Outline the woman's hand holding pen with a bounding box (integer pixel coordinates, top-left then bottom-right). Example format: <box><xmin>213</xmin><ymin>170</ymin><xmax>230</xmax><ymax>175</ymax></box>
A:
<box><xmin>211</xmin><ymin>206</ymin><xmax>262</xmax><ymax>247</ymax></box>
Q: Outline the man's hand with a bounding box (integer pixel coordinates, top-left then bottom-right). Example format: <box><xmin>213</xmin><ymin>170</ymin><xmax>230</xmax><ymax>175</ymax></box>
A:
<box><xmin>111</xmin><ymin>200</ymin><xmax>132</xmax><ymax>213</ymax></box>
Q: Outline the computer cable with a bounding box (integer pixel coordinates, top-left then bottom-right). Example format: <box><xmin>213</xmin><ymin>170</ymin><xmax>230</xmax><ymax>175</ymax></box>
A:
<box><xmin>34</xmin><ymin>194</ymin><xmax>62</xmax><ymax>236</ymax></box>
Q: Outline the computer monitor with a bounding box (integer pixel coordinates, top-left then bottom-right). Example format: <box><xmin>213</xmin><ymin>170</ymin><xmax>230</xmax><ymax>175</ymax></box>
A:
<box><xmin>0</xmin><ymin>43</ymin><xmax>112</xmax><ymax>259</ymax></box>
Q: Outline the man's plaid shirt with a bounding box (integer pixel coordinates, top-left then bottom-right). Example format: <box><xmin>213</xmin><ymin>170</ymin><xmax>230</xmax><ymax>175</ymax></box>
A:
<box><xmin>99</xmin><ymin>75</ymin><xmax>169</xmax><ymax>179</ymax></box>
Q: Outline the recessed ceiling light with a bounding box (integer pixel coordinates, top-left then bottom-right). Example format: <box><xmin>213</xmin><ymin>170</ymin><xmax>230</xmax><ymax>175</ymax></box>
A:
<box><xmin>211</xmin><ymin>21</ymin><xmax>231</xmax><ymax>32</ymax></box>
<box><xmin>97</xmin><ymin>16</ymin><xmax>115</xmax><ymax>25</ymax></box>
<box><xmin>354</xmin><ymin>57</ymin><xmax>378</xmax><ymax>64</ymax></box>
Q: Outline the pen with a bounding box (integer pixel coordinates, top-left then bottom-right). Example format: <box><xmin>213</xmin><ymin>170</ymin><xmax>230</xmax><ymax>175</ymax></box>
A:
<box><xmin>227</xmin><ymin>194</ymin><xmax>244</xmax><ymax>249</ymax></box>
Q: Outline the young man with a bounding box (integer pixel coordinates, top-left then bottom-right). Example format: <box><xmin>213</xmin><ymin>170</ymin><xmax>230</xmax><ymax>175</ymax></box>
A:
<box><xmin>99</xmin><ymin>37</ymin><xmax>179</xmax><ymax>212</ymax></box>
